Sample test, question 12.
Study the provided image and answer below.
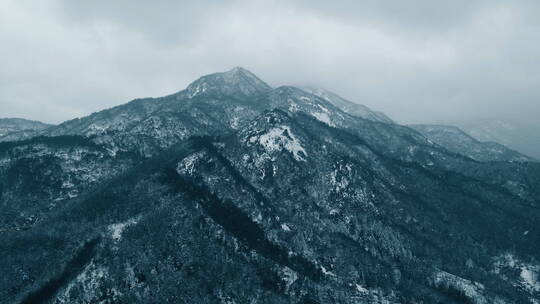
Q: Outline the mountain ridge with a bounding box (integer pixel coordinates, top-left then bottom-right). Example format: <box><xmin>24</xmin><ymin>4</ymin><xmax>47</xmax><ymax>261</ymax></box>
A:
<box><xmin>300</xmin><ymin>87</ymin><xmax>394</xmax><ymax>124</ymax></box>
<box><xmin>456</xmin><ymin>119</ymin><xmax>540</xmax><ymax>160</ymax></box>
<box><xmin>0</xmin><ymin>117</ymin><xmax>52</xmax><ymax>142</ymax></box>
<box><xmin>410</xmin><ymin>123</ymin><xmax>535</xmax><ymax>162</ymax></box>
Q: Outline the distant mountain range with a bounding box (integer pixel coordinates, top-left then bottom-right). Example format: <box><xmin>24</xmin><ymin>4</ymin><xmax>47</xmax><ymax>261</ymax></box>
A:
<box><xmin>409</xmin><ymin>124</ymin><xmax>535</xmax><ymax>162</ymax></box>
<box><xmin>1</xmin><ymin>67</ymin><xmax>539</xmax><ymax>303</ymax></box>
<box><xmin>456</xmin><ymin>120</ymin><xmax>540</xmax><ymax>160</ymax></box>
<box><xmin>0</xmin><ymin>118</ymin><xmax>52</xmax><ymax>142</ymax></box>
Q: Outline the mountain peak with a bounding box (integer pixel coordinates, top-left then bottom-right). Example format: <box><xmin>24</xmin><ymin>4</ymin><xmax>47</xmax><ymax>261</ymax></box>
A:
<box><xmin>185</xmin><ymin>66</ymin><xmax>271</xmax><ymax>99</ymax></box>
<box><xmin>227</xmin><ymin>66</ymin><xmax>251</xmax><ymax>74</ymax></box>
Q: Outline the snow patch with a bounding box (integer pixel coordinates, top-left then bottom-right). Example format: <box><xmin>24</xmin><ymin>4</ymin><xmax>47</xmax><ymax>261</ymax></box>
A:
<box><xmin>281</xmin><ymin>223</ymin><xmax>291</xmax><ymax>232</ymax></box>
<box><xmin>329</xmin><ymin>162</ymin><xmax>353</xmax><ymax>192</ymax></box>
<box><xmin>56</xmin><ymin>261</ymin><xmax>122</xmax><ymax>304</ymax></box>
<box><xmin>189</xmin><ymin>82</ymin><xmax>208</xmax><ymax>97</ymax></box>
<box><xmin>250</xmin><ymin>126</ymin><xmax>307</xmax><ymax>161</ymax></box>
<box><xmin>67</xmin><ymin>190</ymin><xmax>78</xmax><ymax>199</ymax></box>
<box><xmin>279</xmin><ymin>266</ymin><xmax>298</xmax><ymax>290</ymax></box>
<box><xmin>230</xmin><ymin>116</ymin><xmax>241</xmax><ymax>129</ymax></box>
<box><xmin>108</xmin><ymin>217</ymin><xmax>139</xmax><ymax>241</ymax></box>
<box><xmin>288</xmin><ymin>99</ymin><xmax>299</xmax><ymax>112</ymax></box>
<box><xmin>493</xmin><ymin>253</ymin><xmax>518</xmax><ymax>272</ymax></box>
<box><xmin>86</xmin><ymin>124</ymin><xmax>109</xmax><ymax>135</ymax></box>
<box><xmin>355</xmin><ymin>283</ymin><xmax>369</xmax><ymax>294</ymax></box>
<box><xmin>177</xmin><ymin>151</ymin><xmax>205</xmax><ymax>175</ymax></box>
<box><xmin>493</xmin><ymin>253</ymin><xmax>540</xmax><ymax>294</ymax></box>
<box><xmin>313</xmin><ymin>112</ymin><xmax>335</xmax><ymax>127</ymax></box>
<box><xmin>321</xmin><ymin>265</ymin><xmax>336</xmax><ymax>277</ymax></box>
<box><xmin>317</xmin><ymin>104</ymin><xmax>330</xmax><ymax>113</ymax></box>
<box><xmin>521</xmin><ymin>266</ymin><xmax>540</xmax><ymax>292</ymax></box>
<box><xmin>431</xmin><ymin>270</ymin><xmax>487</xmax><ymax>304</ymax></box>
<box><xmin>62</xmin><ymin>181</ymin><xmax>74</xmax><ymax>189</ymax></box>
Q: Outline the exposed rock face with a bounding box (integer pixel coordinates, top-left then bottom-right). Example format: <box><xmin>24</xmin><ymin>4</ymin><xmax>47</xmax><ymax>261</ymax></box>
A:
<box><xmin>1</xmin><ymin>68</ymin><xmax>539</xmax><ymax>304</ymax></box>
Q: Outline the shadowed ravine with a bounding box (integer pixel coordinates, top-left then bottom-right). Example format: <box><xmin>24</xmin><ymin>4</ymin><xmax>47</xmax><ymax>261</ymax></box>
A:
<box><xmin>19</xmin><ymin>238</ymin><xmax>100</xmax><ymax>304</ymax></box>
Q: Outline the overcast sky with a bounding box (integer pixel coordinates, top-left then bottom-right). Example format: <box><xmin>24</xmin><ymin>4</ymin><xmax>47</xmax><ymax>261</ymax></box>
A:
<box><xmin>1</xmin><ymin>0</ymin><xmax>539</xmax><ymax>124</ymax></box>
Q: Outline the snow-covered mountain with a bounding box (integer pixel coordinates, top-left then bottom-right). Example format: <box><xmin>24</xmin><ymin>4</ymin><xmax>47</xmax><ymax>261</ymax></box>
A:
<box><xmin>410</xmin><ymin>124</ymin><xmax>534</xmax><ymax>162</ymax></box>
<box><xmin>38</xmin><ymin>68</ymin><xmax>398</xmax><ymax>158</ymax></box>
<box><xmin>2</xmin><ymin>68</ymin><xmax>540</xmax><ymax>304</ymax></box>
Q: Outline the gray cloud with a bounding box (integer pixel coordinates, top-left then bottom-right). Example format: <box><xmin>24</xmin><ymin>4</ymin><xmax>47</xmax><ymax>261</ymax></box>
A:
<box><xmin>1</xmin><ymin>0</ymin><xmax>539</xmax><ymax>124</ymax></box>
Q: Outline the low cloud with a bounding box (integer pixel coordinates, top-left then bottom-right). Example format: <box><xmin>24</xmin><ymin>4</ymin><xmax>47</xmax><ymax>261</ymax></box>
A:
<box><xmin>1</xmin><ymin>0</ymin><xmax>539</xmax><ymax>124</ymax></box>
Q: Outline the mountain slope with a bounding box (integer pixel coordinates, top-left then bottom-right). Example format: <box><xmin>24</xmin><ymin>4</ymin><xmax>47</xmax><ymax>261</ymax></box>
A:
<box><xmin>3</xmin><ymin>111</ymin><xmax>539</xmax><ymax>303</ymax></box>
<box><xmin>410</xmin><ymin>124</ymin><xmax>534</xmax><ymax>162</ymax></box>
<box><xmin>301</xmin><ymin>87</ymin><xmax>394</xmax><ymax>123</ymax></box>
<box><xmin>0</xmin><ymin>136</ymin><xmax>136</xmax><ymax>231</ymax></box>
<box><xmin>0</xmin><ymin>118</ymin><xmax>52</xmax><ymax>142</ymax></box>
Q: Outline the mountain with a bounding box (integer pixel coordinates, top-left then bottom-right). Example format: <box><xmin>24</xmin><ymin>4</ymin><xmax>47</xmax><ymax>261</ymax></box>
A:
<box><xmin>301</xmin><ymin>87</ymin><xmax>394</xmax><ymax>123</ymax></box>
<box><xmin>2</xmin><ymin>68</ymin><xmax>540</xmax><ymax>304</ymax></box>
<box><xmin>40</xmin><ymin>67</ymin><xmax>271</xmax><ymax>156</ymax></box>
<box><xmin>185</xmin><ymin>66</ymin><xmax>272</xmax><ymax>98</ymax></box>
<box><xmin>0</xmin><ymin>118</ymin><xmax>52</xmax><ymax>142</ymax></box>
<box><xmin>39</xmin><ymin>68</ymin><xmax>392</xmax><ymax>157</ymax></box>
<box><xmin>410</xmin><ymin>124</ymin><xmax>535</xmax><ymax>162</ymax></box>
<box><xmin>455</xmin><ymin>120</ymin><xmax>540</xmax><ymax>160</ymax></box>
